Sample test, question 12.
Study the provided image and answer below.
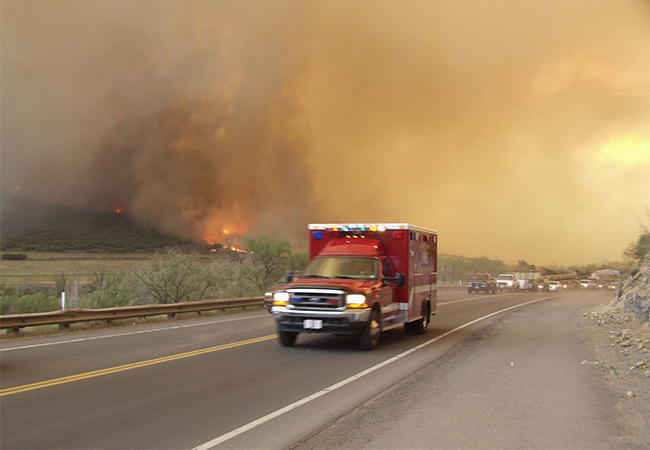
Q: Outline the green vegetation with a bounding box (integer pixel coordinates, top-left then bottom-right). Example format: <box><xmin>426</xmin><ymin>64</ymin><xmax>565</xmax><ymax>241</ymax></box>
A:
<box><xmin>0</xmin><ymin>235</ymin><xmax>309</xmax><ymax>315</ymax></box>
<box><xmin>243</xmin><ymin>234</ymin><xmax>293</xmax><ymax>291</ymax></box>
<box><xmin>0</xmin><ymin>193</ymin><xmax>312</xmax><ymax>314</ymax></box>
<box><xmin>623</xmin><ymin>209</ymin><xmax>650</xmax><ymax>268</ymax></box>
<box><xmin>1</xmin><ymin>253</ymin><xmax>28</xmax><ymax>260</ymax></box>
<box><xmin>0</xmin><ymin>283</ymin><xmax>60</xmax><ymax>315</ymax></box>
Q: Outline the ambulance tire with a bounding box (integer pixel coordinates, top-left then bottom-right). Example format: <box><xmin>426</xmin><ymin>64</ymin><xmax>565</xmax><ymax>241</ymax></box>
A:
<box><xmin>359</xmin><ymin>310</ymin><xmax>381</xmax><ymax>350</ymax></box>
<box><xmin>279</xmin><ymin>330</ymin><xmax>298</xmax><ymax>346</ymax></box>
<box><xmin>412</xmin><ymin>303</ymin><xmax>430</xmax><ymax>335</ymax></box>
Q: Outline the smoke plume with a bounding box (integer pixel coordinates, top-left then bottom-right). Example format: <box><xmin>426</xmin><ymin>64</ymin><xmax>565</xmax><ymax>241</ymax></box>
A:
<box><xmin>2</xmin><ymin>0</ymin><xmax>648</xmax><ymax>265</ymax></box>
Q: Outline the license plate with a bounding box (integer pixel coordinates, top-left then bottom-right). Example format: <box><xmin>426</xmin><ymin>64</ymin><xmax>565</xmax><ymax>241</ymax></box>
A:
<box><xmin>303</xmin><ymin>319</ymin><xmax>323</xmax><ymax>330</ymax></box>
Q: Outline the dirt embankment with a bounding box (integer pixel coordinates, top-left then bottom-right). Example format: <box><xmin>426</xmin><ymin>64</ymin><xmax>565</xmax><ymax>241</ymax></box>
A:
<box><xmin>584</xmin><ymin>258</ymin><xmax>650</xmax><ymax>447</ymax></box>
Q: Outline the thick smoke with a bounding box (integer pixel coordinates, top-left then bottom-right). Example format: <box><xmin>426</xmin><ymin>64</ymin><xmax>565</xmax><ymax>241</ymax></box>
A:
<box><xmin>1</xmin><ymin>0</ymin><xmax>315</xmax><ymax>244</ymax></box>
<box><xmin>2</xmin><ymin>0</ymin><xmax>648</xmax><ymax>264</ymax></box>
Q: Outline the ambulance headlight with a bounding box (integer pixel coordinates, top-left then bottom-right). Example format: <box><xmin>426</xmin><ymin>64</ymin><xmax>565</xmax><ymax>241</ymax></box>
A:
<box><xmin>346</xmin><ymin>294</ymin><xmax>368</xmax><ymax>309</ymax></box>
<box><xmin>273</xmin><ymin>292</ymin><xmax>290</xmax><ymax>306</ymax></box>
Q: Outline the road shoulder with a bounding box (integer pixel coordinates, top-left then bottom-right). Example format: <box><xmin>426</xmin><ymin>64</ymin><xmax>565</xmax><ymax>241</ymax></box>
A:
<box><xmin>582</xmin><ymin>300</ymin><xmax>650</xmax><ymax>449</ymax></box>
<box><xmin>292</xmin><ymin>292</ymin><xmax>649</xmax><ymax>449</ymax></box>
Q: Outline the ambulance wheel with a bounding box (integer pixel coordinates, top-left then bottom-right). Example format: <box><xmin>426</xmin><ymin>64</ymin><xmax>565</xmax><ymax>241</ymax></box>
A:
<box><xmin>279</xmin><ymin>330</ymin><xmax>298</xmax><ymax>346</ymax></box>
<box><xmin>360</xmin><ymin>310</ymin><xmax>381</xmax><ymax>350</ymax></box>
<box><xmin>413</xmin><ymin>304</ymin><xmax>430</xmax><ymax>335</ymax></box>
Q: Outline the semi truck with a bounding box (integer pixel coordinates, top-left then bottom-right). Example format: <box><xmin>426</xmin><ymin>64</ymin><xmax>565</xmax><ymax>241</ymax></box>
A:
<box><xmin>269</xmin><ymin>223</ymin><xmax>438</xmax><ymax>350</ymax></box>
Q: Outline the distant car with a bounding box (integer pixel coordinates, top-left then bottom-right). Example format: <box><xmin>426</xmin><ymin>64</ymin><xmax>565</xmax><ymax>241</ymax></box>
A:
<box><xmin>535</xmin><ymin>278</ymin><xmax>549</xmax><ymax>292</ymax></box>
<box><xmin>548</xmin><ymin>281</ymin><xmax>561</xmax><ymax>292</ymax></box>
<box><xmin>496</xmin><ymin>274</ymin><xmax>519</xmax><ymax>292</ymax></box>
<box><xmin>468</xmin><ymin>273</ymin><xmax>497</xmax><ymax>294</ymax></box>
<box><xmin>562</xmin><ymin>280</ymin><xmax>580</xmax><ymax>289</ymax></box>
<box><xmin>580</xmin><ymin>279</ymin><xmax>594</xmax><ymax>289</ymax></box>
<box><xmin>517</xmin><ymin>279</ymin><xmax>534</xmax><ymax>291</ymax></box>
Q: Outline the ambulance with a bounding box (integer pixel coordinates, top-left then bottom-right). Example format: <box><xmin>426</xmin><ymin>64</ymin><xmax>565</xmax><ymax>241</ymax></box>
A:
<box><xmin>270</xmin><ymin>223</ymin><xmax>437</xmax><ymax>350</ymax></box>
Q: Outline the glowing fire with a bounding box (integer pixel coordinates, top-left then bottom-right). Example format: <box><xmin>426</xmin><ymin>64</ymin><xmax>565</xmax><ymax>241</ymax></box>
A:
<box><xmin>201</xmin><ymin>234</ymin><xmax>251</xmax><ymax>254</ymax></box>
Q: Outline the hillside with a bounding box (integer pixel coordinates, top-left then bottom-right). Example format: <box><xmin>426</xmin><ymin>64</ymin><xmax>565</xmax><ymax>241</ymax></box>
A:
<box><xmin>1</xmin><ymin>190</ymin><xmax>194</xmax><ymax>253</ymax></box>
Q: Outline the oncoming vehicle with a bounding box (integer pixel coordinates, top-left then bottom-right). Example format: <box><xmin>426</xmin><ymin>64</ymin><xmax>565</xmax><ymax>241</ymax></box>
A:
<box><xmin>562</xmin><ymin>280</ymin><xmax>581</xmax><ymax>289</ymax></box>
<box><xmin>468</xmin><ymin>273</ymin><xmax>496</xmax><ymax>294</ymax></box>
<box><xmin>536</xmin><ymin>278</ymin><xmax>549</xmax><ymax>292</ymax></box>
<box><xmin>580</xmin><ymin>279</ymin><xmax>595</xmax><ymax>289</ymax></box>
<box><xmin>496</xmin><ymin>274</ymin><xmax>519</xmax><ymax>292</ymax></box>
<box><xmin>270</xmin><ymin>223</ymin><xmax>438</xmax><ymax>350</ymax></box>
<box><xmin>517</xmin><ymin>279</ymin><xmax>534</xmax><ymax>291</ymax></box>
<box><xmin>548</xmin><ymin>281</ymin><xmax>561</xmax><ymax>292</ymax></box>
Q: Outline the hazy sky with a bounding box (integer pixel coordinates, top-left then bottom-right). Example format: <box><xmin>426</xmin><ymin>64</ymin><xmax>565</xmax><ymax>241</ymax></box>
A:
<box><xmin>2</xmin><ymin>0</ymin><xmax>648</xmax><ymax>266</ymax></box>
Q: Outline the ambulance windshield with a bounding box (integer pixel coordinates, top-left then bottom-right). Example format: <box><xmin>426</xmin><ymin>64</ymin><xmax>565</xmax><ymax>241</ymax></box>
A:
<box><xmin>302</xmin><ymin>257</ymin><xmax>378</xmax><ymax>280</ymax></box>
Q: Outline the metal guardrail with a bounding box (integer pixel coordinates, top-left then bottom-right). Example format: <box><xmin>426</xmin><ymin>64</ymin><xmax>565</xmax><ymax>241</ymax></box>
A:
<box><xmin>0</xmin><ymin>297</ymin><xmax>264</xmax><ymax>331</ymax></box>
<box><xmin>1</xmin><ymin>285</ymin><xmax>467</xmax><ymax>331</ymax></box>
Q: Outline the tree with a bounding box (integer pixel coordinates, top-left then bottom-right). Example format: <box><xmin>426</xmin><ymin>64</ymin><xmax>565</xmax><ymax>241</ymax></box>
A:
<box><xmin>131</xmin><ymin>248</ymin><xmax>220</xmax><ymax>304</ymax></box>
<box><xmin>624</xmin><ymin>232</ymin><xmax>650</xmax><ymax>268</ymax></box>
<box><xmin>623</xmin><ymin>210</ymin><xmax>650</xmax><ymax>267</ymax></box>
<box><xmin>288</xmin><ymin>252</ymin><xmax>309</xmax><ymax>272</ymax></box>
<box><xmin>243</xmin><ymin>234</ymin><xmax>292</xmax><ymax>290</ymax></box>
<box><xmin>516</xmin><ymin>260</ymin><xmax>535</xmax><ymax>272</ymax></box>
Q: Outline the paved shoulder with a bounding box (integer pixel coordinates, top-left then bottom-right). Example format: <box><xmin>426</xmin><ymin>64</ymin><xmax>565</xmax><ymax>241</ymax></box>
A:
<box><xmin>293</xmin><ymin>293</ymin><xmax>641</xmax><ymax>449</ymax></box>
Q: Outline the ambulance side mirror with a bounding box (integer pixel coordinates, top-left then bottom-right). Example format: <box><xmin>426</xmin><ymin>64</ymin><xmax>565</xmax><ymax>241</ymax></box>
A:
<box><xmin>383</xmin><ymin>272</ymin><xmax>405</xmax><ymax>287</ymax></box>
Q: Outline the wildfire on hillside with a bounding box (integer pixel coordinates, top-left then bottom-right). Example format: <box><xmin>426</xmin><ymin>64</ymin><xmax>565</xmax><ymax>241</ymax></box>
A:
<box><xmin>201</xmin><ymin>235</ymin><xmax>251</xmax><ymax>254</ymax></box>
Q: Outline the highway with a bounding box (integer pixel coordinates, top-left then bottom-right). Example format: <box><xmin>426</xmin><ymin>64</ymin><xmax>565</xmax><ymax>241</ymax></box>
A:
<box><xmin>0</xmin><ymin>290</ymin><xmax>596</xmax><ymax>449</ymax></box>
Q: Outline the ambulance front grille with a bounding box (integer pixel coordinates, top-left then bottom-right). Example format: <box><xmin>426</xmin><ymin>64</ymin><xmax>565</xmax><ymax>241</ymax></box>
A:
<box><xmin>287</xmin><ymin>289</ymin><xmax>345</xmax><ymax>310</ymax></box>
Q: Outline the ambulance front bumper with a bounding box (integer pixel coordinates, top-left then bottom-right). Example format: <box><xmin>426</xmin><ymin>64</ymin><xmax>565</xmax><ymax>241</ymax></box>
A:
<box><xmin>272</xmin><ymin>307</ymin><xmax>372</xmax><ymax>335</ymax></box>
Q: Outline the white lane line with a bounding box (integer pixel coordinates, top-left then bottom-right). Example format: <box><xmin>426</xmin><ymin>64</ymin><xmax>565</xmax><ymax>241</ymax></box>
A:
<box><xmin>194</xmin><ymin>297</ymin><xmax>551</xmax><ymax>449</ymax></box>
<box><xmin>0</xmin><ymin>313</ymin><xmax>270</xmax><ymax>352</ymax></box>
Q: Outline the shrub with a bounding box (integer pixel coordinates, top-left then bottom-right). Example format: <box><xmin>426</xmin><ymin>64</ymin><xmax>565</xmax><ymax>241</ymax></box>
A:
<box><xmin>131</xmin><ymin>248</ymin><xmax>222</xmax><ymax>304</ymax></box>
<box><xmin>1</xmin><ymin>253</ymin><xmax>28</xmax><ymax>260</ymax></box>
<box><xmin>0</xmin><ymin>292</ymin><xmax>60</xmax><ymax>315</ymax></box>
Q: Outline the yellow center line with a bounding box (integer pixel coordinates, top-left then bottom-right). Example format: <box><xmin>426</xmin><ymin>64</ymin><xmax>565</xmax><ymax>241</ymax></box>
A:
<box><xmin>1</xmin><ymin>334</ymin><xmax>278</xmax><ymax>397</ymax></box>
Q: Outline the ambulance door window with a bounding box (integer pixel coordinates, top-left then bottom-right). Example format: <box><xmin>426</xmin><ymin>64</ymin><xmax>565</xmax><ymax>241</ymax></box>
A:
<box><xmin>381</xmin><ymin>257</ymin><xmax>394</xmax><ymax>277</ymax></box>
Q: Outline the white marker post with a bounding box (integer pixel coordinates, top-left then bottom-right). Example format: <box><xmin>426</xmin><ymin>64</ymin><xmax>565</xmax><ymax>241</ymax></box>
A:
<box><xmin>61</xmin><ymin>291</ymin><xmax>66</xmax><ymax>310</ymax></box>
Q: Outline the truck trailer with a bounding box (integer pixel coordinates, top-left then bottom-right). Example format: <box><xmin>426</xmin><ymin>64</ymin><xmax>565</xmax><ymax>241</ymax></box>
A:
<box><xmin>269</xmin><ymin>223</ymin><xmax>438</xmax><ymax>350</ymax></box>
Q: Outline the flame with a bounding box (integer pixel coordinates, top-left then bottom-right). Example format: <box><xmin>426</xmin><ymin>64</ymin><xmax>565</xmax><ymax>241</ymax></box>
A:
<box><xmin>116</xmin><ymin>208</ymin><xmax>122</xmax><ymax>213</ymax></box>
<box><xmin>198</xmin><ymin>213</ymin><xmax>251</xmax><ymax>248</ymax></box>
<box><xmin>201</xmin><ymin>235</ymin><xmax>251</xmax><ymax>253</ymax></box>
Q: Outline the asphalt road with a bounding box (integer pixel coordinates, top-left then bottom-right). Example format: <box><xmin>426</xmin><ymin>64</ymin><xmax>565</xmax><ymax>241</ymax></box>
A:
<box><xmin>293</xmin><ymin>290</ymin><xmax>631</xmax><ymax>449</ymax></box>
<box><xmin>0</xmin><ymin>289</ymin><xmax>615</xmax><ymax>449</ymax></box>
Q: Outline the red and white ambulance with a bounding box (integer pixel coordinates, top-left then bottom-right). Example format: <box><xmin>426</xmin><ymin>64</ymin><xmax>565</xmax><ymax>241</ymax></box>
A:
<box><xmin>269</xmin><ymin>223</ymin><xmax>437</xmax><ymax>350</ymax></box>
